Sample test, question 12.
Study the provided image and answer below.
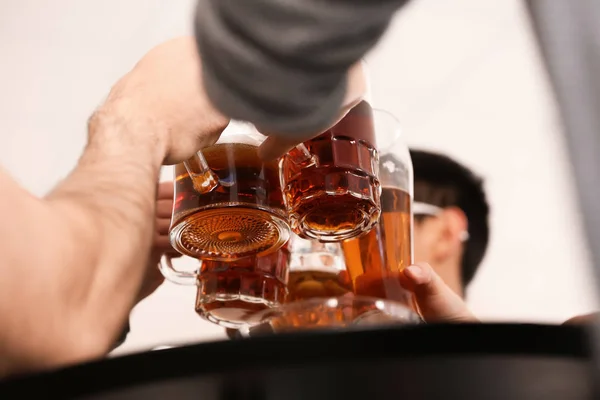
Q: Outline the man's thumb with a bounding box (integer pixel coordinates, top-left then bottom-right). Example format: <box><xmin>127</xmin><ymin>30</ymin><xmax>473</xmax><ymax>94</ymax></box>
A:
<box><xmin>401</xmin><ymin>263</ymin><xmax>478</xmax><ymax>323</ymax></box>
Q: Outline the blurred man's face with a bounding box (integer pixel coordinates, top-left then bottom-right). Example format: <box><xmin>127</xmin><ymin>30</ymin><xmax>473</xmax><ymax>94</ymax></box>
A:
<box><xmin>413</xmin><ymin>217</ymin><xmax>439</xmax><ymax>265</ymax></box>
<box><xmin>412</xmin><ymin>202</ymin><xmax>446</xmax><ymax>266</ymax></box>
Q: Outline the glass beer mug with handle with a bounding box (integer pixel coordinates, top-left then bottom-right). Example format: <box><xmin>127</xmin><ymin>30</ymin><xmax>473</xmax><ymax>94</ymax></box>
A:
<box><xmin>159</xmin><ymin>121</ymin><xmax>305</xmax><ymax>328</ymax></box>
<box><xmin>170</xmin><ymin>120</ymin><xmax>293</xmax><ymax>261</ymax></box>
<box><xmin>159</xmin><ymin>246</ymin><xmax>290</xmax><ymax>329</ymax></box>
<box><xmin>279</xmin><ymin>100</ymin><xmax>382</xmax><ymax>242</ymax></box>
<box><xmin>279</xmin><ymin>63</ymin><xmax>381</xmax><ymax>242</ymax></box>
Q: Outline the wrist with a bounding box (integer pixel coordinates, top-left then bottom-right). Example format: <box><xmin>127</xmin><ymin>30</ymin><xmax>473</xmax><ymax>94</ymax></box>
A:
<box><xmin>88</xmin><ymin>103</ymin><xmax>168</xmax><ymax>168</ymax></box>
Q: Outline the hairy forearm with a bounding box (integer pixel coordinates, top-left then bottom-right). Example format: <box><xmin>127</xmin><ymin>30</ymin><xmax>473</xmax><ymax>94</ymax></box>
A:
<box><xmin>46</xmin><ymin>111</ymin><xmax>166</xmax><ymax>343</ymax></box>
<box><xmin>0</xmin><ymin>109</ymin><xmax>166</xmax><ymax>376</ymax></box>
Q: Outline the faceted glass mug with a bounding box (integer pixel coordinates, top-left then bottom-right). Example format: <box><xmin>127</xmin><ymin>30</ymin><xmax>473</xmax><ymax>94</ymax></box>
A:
<box><xmin>170</xmin><ymin>121</ymin><xmax>290</xmax><ymax>261</ymax></box>
<box><xmin>159</xmin><ymin>245</ymin><xmax>290</xmax><ymax>329</ymax></box>
<box><xmin>279</xmin><ymin>100</ymin><xmax>382</xmax><ymax>242</ymax></box>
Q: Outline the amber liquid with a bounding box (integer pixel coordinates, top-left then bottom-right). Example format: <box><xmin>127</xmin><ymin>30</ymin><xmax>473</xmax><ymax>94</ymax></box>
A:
<box><xmin>286</xmin><ymin>270</ymin><xmax>352</xmax><ymax>302</ymax></box>
<box><xmin>280</xmin><ymin>101</ymin><xmax>381</xmax><ymax>241</ymax></box>
<box><xmin>269</xmin><ymin>293</ymin><xmax>414</xmax><ymax>332</ymax></box>
<box><xmin>196</xmin><ymin>245</ymin><xmax>290</xmax><ymax>328</ymax></box>
<box><xmin>171</xmin><ymin>142</ymin><xmax>287</xmax><ymax>260</ymax></box>
<box><xmin>269</xmin><ymin>304</ymin><xmax>351</xmax><ymax>331</ymax></box>
<box><xmin>341</xmin><ymin>187</ymin><xmax>412</xmax><ymax>303</ymax></box>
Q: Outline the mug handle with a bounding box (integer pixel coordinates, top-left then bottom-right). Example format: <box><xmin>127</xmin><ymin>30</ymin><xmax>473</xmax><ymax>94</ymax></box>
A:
<box><xmin>183</xmin><ymin>152</ymin><xmax>219</xmax><ymax>194</ymax></box>
<box><xmin>288</xmin><ymin>143</ymin><xmax>317</xmax><ymax>166</ymax></box>
<box><xmin>159</xmin><ymin>254</ymin><xmax>197</xmax><ymax>285</ymax></box>
<box><xmin>185</xmin><ymin>142</ymin><xmax>314</xmax><ymax>191</ymax></box>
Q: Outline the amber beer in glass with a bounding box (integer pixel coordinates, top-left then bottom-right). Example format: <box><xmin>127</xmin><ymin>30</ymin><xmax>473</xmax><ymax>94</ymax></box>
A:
<box><xmin>342</xmin><ymin>186</ymin><xmax>412</xmax><ymax>303</ymax></box>
<box><xmin>280</xmin><ymin>101</ymin><xmax>381</xmax><ymax>242</ymax></box>
<box><xmin>168</xmin><ymin>121</ymin><xmax>289</xmax><ymax>261</ymax></box>
<box><xmin>195</xmin><ymin>245</ymin><xmax>290</xmax><ymax>328</ymax></box>
<box><xmin>160</xmin><ymin>244</ymin><xmax>290</xmax><ymax>329</ymax></box>
<box><xmin>341</xmin><ymin>110</ymin><xmax>414</xmax><ymax>306</ymax></box>
<box><xmin>160</xmin><ymin>122</ymin><xmax>292</xmax><ymax>328</ymax></box>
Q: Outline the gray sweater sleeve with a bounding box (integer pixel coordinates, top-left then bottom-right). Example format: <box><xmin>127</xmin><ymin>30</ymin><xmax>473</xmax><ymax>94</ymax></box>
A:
<box><xmin>194</xmin><ymin>0</ymin><xmax>409</xmax><ymax>141</ymax></box>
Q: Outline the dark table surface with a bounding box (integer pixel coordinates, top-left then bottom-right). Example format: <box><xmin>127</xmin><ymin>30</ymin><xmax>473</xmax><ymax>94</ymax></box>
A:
<box><xmin>0</xmin><ymin>323</ymin><xmax>593</xmax><ymax>399</ymax></box>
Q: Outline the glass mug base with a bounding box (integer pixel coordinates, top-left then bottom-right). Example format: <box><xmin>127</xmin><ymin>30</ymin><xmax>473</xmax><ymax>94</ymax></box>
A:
<box><xmin>195</xmin><ymin>270</ymin><xmax>287</xmax><ymax>329</ymax></box>
<box><xmin>170</xmin><ymin>206</ymin><xmax>290</xmax><ymax>261</ymax></box>
<box><xmin>242</xmin><ymin>296</ymin><xmax>421</xmax><ymax>334</ymax></box>
<box><xmin>288</xmin><ymin>182</ymin><xmax>381</xmax><ymax>242</ymax></box>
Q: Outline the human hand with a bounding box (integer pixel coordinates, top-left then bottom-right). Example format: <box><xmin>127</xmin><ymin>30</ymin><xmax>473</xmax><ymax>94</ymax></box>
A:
<box><xmin>400</xmin><ymin>263</ymin><xmax>478</xmax><ymax>323</ymax></box>
<box><xmin>257</xmin><ymin>62</ymin><xmax>368</xmax><ymax>160</ymax></box>
<box><xmin>98</xmin><ymin>36</ymin><xmax>230</xmax><ymax>164</ymax></box>
<box><xmin>135</xmin><ymin>182</ymin><xmax>179</xmax><ymax>303</ymax></box>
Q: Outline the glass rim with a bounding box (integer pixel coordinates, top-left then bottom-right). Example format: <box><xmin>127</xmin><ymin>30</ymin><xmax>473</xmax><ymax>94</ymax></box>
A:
<box><xmin>372</xmin><ymin>108</ymin><xmax>403</xmax><ymax>150</ymax></box>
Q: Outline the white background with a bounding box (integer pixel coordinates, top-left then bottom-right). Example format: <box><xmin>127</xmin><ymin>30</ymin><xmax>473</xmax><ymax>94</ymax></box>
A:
<box><xmin>0</xmin><ymin>0</ymin><xmax>597</xmax><ymax>356</ymax></box>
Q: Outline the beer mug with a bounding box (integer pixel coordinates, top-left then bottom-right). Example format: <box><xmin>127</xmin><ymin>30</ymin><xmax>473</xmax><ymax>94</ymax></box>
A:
<box><xmin>279</xmin><ymin>100</ymin><xmax>382</xmax><ymax>242</ymax></box>
<box><xmin>170</xmin><ymin>121</ymin><xmax>290</xmax><ymax>261</ymax></box>
<box><xmin>341</xmin><ymin>109</ymin><xmax>414</xmax><ymax>306</ymax></box>
<box><xmin>160</xmin><ymin>246</ymin><xmax>290</xmax><ymax>329</ymax></box>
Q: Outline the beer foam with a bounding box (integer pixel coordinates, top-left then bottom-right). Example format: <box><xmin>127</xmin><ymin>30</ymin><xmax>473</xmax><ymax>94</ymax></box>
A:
<box><xmin>219</xmin><ymin>120</ymin><xmax>267</xmax><ymax>146</ymax></box>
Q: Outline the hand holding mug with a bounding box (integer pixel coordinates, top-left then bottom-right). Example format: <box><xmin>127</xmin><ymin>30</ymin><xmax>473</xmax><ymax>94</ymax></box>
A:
<box><xmin>99</xmin><ymin>36</ymin><xmax>230</xmax><ymax>165</ymax></box>
<box><xmin>258</xmin><ymin>62</ymin><xmax>369</xmax><ymax>161</ymax></box>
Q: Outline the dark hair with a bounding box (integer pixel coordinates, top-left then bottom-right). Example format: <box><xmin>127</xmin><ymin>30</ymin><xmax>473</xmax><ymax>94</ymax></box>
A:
<box><xmin>410</xmin><ymin>149</ymin><xmax>490</xmax><ymax>288</ymax></box>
